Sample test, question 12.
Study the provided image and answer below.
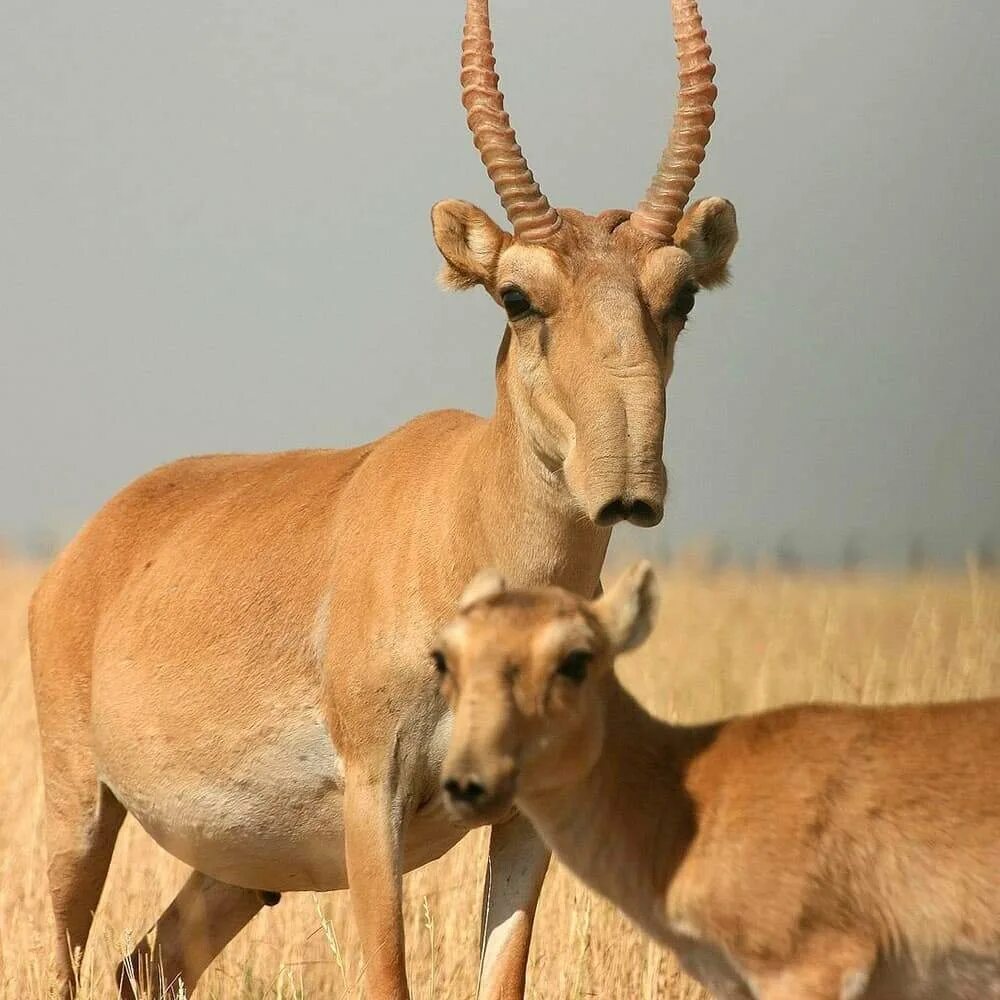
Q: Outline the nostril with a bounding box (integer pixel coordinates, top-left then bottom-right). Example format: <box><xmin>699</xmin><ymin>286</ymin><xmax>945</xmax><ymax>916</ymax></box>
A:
<box><xmin>595</xmin><ymin>499</ymin><xmax>629</xmax><ymax>527</ymax></box>
<box><xmin>629</xmin><ymin>500</ymin><xmax>661</xmax><ymax>527</ymax></box>
<box><xmin>444</xmin><ymin>776</ymin><xmax>486</xmax><ymax>803</ymax></box>
<box><xmin>463</xmin><ymin>779</ymin><xmax>485</xmax><ymax>802</ymax></box>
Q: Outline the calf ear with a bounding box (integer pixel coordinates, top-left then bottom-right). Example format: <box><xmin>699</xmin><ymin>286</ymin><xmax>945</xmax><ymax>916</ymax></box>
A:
<box><xmin>675</xmin><ymin>197</ymin><xmax>738</xmax><ymax>289</ymax></box>
<box><xmin>459</xmin><ymin>568</ymin><xmax>507</xmax><ymax>611</ymax></box>
<box><xmin>432</xmin><ymin>200</ymin><xmax>508</xmax><ymax>292</ymax></box>
<box><xmin>594</xmin><ymin>561</ymin><xmax>660</xmax><ymax>654</ymax></box>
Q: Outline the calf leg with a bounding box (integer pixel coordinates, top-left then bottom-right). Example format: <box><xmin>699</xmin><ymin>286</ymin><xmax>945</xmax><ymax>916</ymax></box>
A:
<box><xmin>477</xmin><ymin>812</ymin><xmax>550</xmax><ymax>1000</ymax></box>
<box><xmin>116</xmin><ymin>871</ymin><xmax>265</xmax><ymax>998</ymax></box>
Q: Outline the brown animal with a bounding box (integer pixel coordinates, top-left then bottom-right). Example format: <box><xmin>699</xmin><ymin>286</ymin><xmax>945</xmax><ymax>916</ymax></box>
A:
<box><xmin>439</xmin><ymin>564</ymin><xmax>1000</xmax><ymax>1000</ymax></box>
<box><xmin>29</xmin><ymin>1</ymin><xmax>738</xmax><ymax>997</ymax></box>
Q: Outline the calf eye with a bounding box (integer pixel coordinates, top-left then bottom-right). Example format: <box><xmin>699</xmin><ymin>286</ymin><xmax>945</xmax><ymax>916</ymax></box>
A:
<box><xmin>500</xmin><ymin>286</ymin><xmax>533</xmax><ymax>320</ymax></box>
<box><xmin>431</xmin><ymin>650</ymin><xmax>448</xmax><ymax>676</ymax></box>
<box><xmin>556</xmin><ymin>649</ymin><xmax>592</xmax><ymax>684</ymax></box>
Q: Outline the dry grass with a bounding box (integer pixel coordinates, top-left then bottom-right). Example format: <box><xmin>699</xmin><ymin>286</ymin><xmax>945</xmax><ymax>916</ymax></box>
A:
<box><xmin>1</xmin><ymin>558</ymin><xmax>997</xmax><ymax>998</ymax></box>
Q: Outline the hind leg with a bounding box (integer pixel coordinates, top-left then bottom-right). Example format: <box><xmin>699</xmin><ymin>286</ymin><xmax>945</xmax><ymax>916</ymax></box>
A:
<box><xmin>45</xmin><ymin>780</ymin><xmax>127</xmax><ymax>996</ymax></box>
<box><xmin>116</xmin><ymin>871</ymin><xmax>267</xmax><ymax>999</ymax></box>
<box><xmin>32</xmin><ymin>575</ymin><xmax>128</xmax><ymax>995</ymax></box>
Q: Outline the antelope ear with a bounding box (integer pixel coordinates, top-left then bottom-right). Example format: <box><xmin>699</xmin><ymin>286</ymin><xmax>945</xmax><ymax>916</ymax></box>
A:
<box><xmin>458</xmin><ymin>568</ymin><xmax>507</xmax><ymax>611</ymax></box>
<box><xmin>675</xmin><ymin>197</ymin><xmax>738</xmax><ymax>289</ymax></box>
<box><xmin>432</xmin><ymin>200</ymin><xmax>508</xmax><ymax>291</ymax></box>
<box><xmin>593</xmin><ymin>561</ymin><xmax>659</xmax><ymax>654</ymax></box>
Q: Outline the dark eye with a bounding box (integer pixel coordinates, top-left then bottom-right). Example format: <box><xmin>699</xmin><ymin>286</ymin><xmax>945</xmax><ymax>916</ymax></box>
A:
<box><xmin>556</xmin><ymin>649</ymin><xmax>592</xmax><ymax>684</ymax></box>
<box><xmin>668</xmin><ymin>282</ymin><xmax>698</xmax><ymax>323</ymax></box>
<box><xmin>500</xmin><ymin>286</ymin><xmax>533</xmax><ymax>320</ymax></box>
<box><xmin>431</xmin><ymin>650</ymin><xmax>448</xmax><ymax>676</ymax></box>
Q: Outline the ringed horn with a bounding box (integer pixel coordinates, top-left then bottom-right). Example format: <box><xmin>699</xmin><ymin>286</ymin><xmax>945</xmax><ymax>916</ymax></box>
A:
<box><xmin>460</xmin><ymin>0</ymin><xmax>718</xmax><ymax>247</ymax></box>
<box><xmin>631</xmin><ymin>0</ymin><xmax>718</xmax><ymax>243</ymax></box>
<box><xmin>461</xmin><ymin>0</ymin><xmax>562</xmax><ymax>243</ymax></box>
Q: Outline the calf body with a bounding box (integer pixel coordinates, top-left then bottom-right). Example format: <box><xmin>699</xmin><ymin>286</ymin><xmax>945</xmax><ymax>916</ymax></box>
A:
<box><xmin>438</xmin><ymin>565</ymin><xmax>1000</xmax><ymax>1000</ymax></box>
<box><xmin>558</xmin><ymin>695</ymin><xmax>1000</xmax><ymax>999</ymax></box>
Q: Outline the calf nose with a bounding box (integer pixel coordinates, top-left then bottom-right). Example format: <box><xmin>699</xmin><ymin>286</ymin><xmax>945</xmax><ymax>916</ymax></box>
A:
<box><xmin>443</xmin><ymin>775</ymin><xmax>487</xmax><ymax>804</ymax></box>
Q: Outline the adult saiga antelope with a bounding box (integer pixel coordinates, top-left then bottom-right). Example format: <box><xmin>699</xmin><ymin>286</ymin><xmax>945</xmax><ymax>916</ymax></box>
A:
<box><xmin>29</xmin><ymin>1</ymin><xmax>738</xmax><ymax>996</ymax></box>
<box><xmin>438</xmin><ymin>565</ymin><xmax>1000</xmax><ymax>1000</ymax></box>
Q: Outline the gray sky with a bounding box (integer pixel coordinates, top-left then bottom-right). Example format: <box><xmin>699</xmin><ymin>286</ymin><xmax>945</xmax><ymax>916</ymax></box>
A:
<box><xmin>2</xmin><ymin>0</ymin><xmax>998</xmax><ymax>566</ymax></box>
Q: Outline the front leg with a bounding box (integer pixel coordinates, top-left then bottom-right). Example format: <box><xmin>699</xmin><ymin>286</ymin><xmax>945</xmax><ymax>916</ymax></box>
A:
<box><xmin>344</xmin><ymin>766</ymin><xmax>409</xmax><ymax>1000</ymax></box>
<box><xmin>477</xmin><ymin>811</ymin><xmax>551</xmax><ymax>1000</ymax></box>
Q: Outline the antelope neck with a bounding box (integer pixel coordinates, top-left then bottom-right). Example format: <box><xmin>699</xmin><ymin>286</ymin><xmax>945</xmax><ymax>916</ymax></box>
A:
<box><xmin>465</xmin><ymin>333</ymin><xmax>611</xmax><ymax>593</ymax></box>
<box><xmin>517</xmin><ymin>680</ymin><xmax>713</xmax><ymax>928</ymax></box>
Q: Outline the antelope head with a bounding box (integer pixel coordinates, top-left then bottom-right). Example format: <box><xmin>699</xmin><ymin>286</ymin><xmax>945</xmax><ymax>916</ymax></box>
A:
<box><xmin>433</xmin><ymin>0</ymin><xmax>738</xmax><ymax>528</ymax></box>
<box><xmin>436</xmin><ymin>563</ymin><xmax>659</xmax><ymax>824</ymax></box>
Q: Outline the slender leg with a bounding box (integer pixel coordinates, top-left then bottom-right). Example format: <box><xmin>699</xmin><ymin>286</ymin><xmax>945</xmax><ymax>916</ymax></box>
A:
<box><xmin>344</xmin><ymin>768</ymin><xmax>409</xmax><ymax>1000</ymax></box>
<box><xmin>46</xmin><ymin>783</ymin><xmax>127</xmax><ymax>997</ymax></box>
<box><xmin>116</xmin><ymin>871</ymin><xmax>265</xmax><ymax>999</ymax></box>
<box><xmin>477</xmin><ymin>812</ymin><xmax>551</xmax><ymax>1000</ymax></box>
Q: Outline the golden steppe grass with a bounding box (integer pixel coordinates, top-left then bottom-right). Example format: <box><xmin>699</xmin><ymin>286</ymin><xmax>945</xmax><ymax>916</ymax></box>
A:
<box><xmin>1</xmin><ymin>557</ymin><xmax>998</xmax><ymax>999</ymax></box>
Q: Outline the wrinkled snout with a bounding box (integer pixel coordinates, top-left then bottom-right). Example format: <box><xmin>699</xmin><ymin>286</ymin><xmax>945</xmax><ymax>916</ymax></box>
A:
<box><xmin>564</xmin><ymin>371</ymin><xmax>668</xmax><ymax>529</ymax></box>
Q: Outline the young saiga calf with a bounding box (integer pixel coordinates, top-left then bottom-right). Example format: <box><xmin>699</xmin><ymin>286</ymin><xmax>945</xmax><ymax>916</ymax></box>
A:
<box><xmin>437</xmin><ymin>564</ymin><xmax>1000</xmax><ymax>1000</ymax></box>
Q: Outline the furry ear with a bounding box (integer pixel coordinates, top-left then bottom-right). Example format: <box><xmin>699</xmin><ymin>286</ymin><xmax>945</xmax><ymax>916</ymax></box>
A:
<box><xmin>458</xmin><ymin>568</ymin><xmax>507</xmax><ymax>611</ymax></box>
<box><xmin>431</xmin><ymin>200</ymin><xmax>508</xmax><ymax>291</ymax></box>
<box><xmin>593</xmin><ymin>561</ymin><xmax>659</xmax><ymax>654</ymax></box>
<box><xmin>674</xmin><ymin>197</ymin><xmax>738</xmax><ymax>289</ymax></box>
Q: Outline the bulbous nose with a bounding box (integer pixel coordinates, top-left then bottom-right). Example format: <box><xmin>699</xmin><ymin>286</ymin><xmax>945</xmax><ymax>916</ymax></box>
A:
<box><xmin>595</xmin><ymin>497</ymin><xmax>664</xmax><ymax>528</ymax></box>
<box><xmin>443</xmin><ymin>774</ymin><xmax>487</xmax><ymax>805</ymax></box>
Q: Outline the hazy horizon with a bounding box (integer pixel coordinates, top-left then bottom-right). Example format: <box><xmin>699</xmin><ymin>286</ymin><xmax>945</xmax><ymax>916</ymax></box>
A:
<box><xmin>3</xmin><ymin>0</ymin><xmax>998</xmax><ymax>567</ymax></box>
